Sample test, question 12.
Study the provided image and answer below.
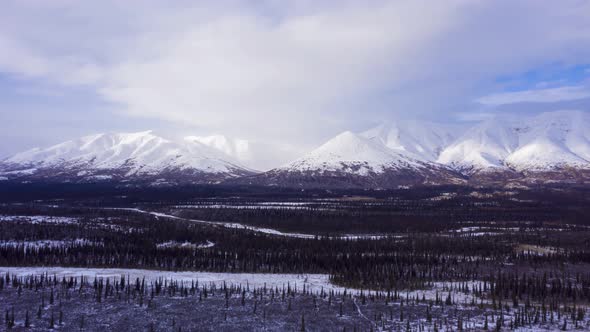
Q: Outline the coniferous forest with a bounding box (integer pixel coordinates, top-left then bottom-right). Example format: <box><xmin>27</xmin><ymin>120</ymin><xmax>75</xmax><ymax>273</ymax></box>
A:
<box><xmin>0</xmin><ymin>183</ymin><xmax>589</xmax><ymax>331</ymax></box>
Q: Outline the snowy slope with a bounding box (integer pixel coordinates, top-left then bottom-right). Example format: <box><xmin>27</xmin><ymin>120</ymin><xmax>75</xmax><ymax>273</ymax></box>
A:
<box><xmin>437</xmin><ymin>116</ymin><xmax>521</xmax><ymax>172</ymax></box>
<box><xmin>361</xmin><ymin>121</ymin><xmax>464</xmax><ymax>161</ymax></box>
<box><xmin>2</xmin><ymin>110</ymin><xmax>589</xmax><ymax>186</ymax></box>
<box><xmin>242</xmin><ymin>111</ymin><xmax>590</xmax><ymax>188</ymax></box>
<box><xmin>185</xmin><ymin>135</ymin><xmax>251</xmax><ymax>162</ymax></box>
<box><xmin>279</xmin><ymin>131</ymin><xmax>425</xmax><ymax>175</ymax></box>
<box><xmin>438</xmin><ymin>111</ymin><xmax>590</xmax><ymax>173</ymax></box>
<box><xmin>233</xmin><ymin>131</ymin><xmax>465</xmax><ymax>188</ymax></box>
<box><xmin>505</xmin><ymin>111</ymin><xmax>590</xmax><ymax>171</ymax></box>
<box><xmin>232</xmin><ymin>111</ymin><xmax>590</xmax><ymax>188</ymax></box>
<box><xmin>1</xmin><ymin>131</ymin><xmax>254</xmax><ymax>182</ymax></box>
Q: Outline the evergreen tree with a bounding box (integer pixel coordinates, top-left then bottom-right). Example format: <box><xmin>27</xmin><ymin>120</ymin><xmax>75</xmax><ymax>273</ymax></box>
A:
<box><xmin>300</xmin><ymin>314</ymin><xmax>305</xmax><ymax>332</ymax></box>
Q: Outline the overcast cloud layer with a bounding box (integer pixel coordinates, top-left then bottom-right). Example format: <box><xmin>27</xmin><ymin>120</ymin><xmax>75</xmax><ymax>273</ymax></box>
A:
<box><xmin>1</xmin><ymin>0</ymin><xmax>590</xmax><ymax>169</ymax></box>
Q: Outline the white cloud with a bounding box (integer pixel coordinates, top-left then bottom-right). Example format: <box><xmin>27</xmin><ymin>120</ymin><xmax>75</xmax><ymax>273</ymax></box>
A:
<box><xmin>0</xmin><ymin>34</ymin><xmax>104</xmax><ymax>85</ymax></box>
<box><xmin>98</xmin><ymin>1</ymin><xmax>464</xmax><ymax>142</ymax></box>
<box><xmin>453</xmin><ymin>112</ymin><xmax>496</xmax><ymax>122</ymax></box>
<box><xmin>2</xmin><ymin>1</ymin><xmax>590</xmax><ymax>168</ymax></box>
<box><xmin>0</xmin><ymin>36</ymin><xmax>52</xmax><ymax>77</ymax></box>
<box><xmin>476</xmin><ymin>86</ymin><xmax>590</xmax><ymax>106</ymax></box>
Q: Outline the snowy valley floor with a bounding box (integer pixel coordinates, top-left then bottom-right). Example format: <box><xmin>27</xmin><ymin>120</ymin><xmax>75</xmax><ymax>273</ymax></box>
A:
<box><xmin>1</xmin><ymin>267</ymin><xmax>589</xmax><ymax>331</ymax></box>
<box><xmin>1</xmin><ymin>187</ymin><xmax>590</xmax><ymax>331</ymax></box>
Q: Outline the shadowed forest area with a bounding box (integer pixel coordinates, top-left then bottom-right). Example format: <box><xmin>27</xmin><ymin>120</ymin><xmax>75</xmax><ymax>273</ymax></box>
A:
<box><xmin>1</xmin><ymin>184</ymin><xmax>589</xmax><ymax>330</ymax></box>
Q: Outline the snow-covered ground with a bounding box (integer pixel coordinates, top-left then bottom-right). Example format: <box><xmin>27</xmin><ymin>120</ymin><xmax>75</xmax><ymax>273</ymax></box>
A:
<box><xmin>0</xmin><ymin>168</ymin><xmax>38</xmax><ymax>175</ymax></box>
<box><xmin>173</xmin><ymin>204</ymin><xmax>335</xmax><ymax>211</ymax></box>
<box><xmin>0</xmin><ymin>215</ymin><xmax>79</xmax><ymax>224</ymax></box>
<box><xmin>450</xmin><ymin>225</ymin><xmax>577</xmax><ymax>237</ymax></box>
<box><xmin>0</xmin><ymin>239</ymin><xmax>101</xmax><ymax>250</ymax></box>
<box><xmin>0</xmin><ymin>267</ymin><xmax>495</xmax><ymax>303</ymax></box>
<box><xmin>156</xmin><ymin>240</ymin><xmax>215</xmax><ymax>249</ymax></box>
<box><xmin>0</xmin><ymin>267</ymin><xmax>498</xmax><ymax>300</ymax></box>
<box><xmin>1</xmin><ymin>267</ymin><xmax>587</xmax><ymax>331</ymax></box>
<box><xmin>0</xmin><ymin>267</ymin><xmax>351</xmax><ymax>294</ymax></box>
<box><xmin>516</xmin><ymin>244</ymin><xmax>559</xmax><ymax>256</ymax></box>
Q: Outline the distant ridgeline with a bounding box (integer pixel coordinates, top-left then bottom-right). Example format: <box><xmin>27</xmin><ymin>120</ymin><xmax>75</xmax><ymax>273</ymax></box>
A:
<box><xmin>1</xmin><ymin>111</ymin><xmax>590</xmax><ymax>188</ymax></box>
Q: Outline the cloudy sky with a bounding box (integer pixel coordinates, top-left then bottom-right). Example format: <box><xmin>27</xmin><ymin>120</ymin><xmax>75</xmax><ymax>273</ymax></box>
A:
<box><xmin>1</xmin><ymin>0</ymin><xmax>590</xmax><ymax>169</ymax></box>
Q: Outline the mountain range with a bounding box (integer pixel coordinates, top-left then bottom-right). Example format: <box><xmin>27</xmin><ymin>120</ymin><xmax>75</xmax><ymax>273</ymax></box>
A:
<box><xmin>0</xmin><ymin>131</ymin><xmax>254</xmax><ymax>185</ymax></box>
<box><xmin>2</xmin><ymin>111</ymin><xmax>590</xmax><ymax>187</ymax></box>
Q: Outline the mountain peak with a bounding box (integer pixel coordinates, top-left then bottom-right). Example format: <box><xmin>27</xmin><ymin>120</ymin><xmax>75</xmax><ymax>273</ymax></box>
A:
<box><xmin>361</xmin><ymin>120</ymin><xmax>465</xmax><ymax>161</ymax></box>
<box><xmin>237</xmin><ymin>129</ymin><xmax>464</xmax><ymax>188</ymax></box>
<box><xmin>313</xmin><ymin>131</ymin><xmax>376</xmax><ymax>154</ymax></box>
<box><xmin>2</xmin><ymin>110</ymin><xmax>590</xmax><ymax>186</ymax></box>
<box><xmin>1</xmin><ymin>131</ymin><xmax>255</xmax><ymax>183</ymax></box>
<box><xmin>184</xmin><ymin>135</ymin><xmax>251</xmax><ymax>162</ymax></box>
<box><xmin>438</xmin><ymin>111</ymin><xmax>590</xmax><ymax>172</ymax></box>
<box><xmin>278</xmin><ymin>131</ymin><xmax>427</xmax><ymax>176</ymax></box>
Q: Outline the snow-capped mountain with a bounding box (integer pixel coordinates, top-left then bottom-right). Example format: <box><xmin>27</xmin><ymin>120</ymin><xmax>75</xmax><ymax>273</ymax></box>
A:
<box><xmin>438</xmin><ymin>111</ymin><xmax>590</xmax><ymax>174</ymax></box>
<box><xmin>0</xmin><ymin>131</ymin><xmax>255</xmax><ymax>184</ymax></box>
<box><xmin>361</xmin><ymin>120</ymin><xmax>465</xmax><ymax>161</ymax></box>
<box><xmin>279</xmin><ymin>131</ymin><xmax>423</xmax><ymax>175</ymax></box>
<box><xmin>234</xmin><ymin>111</ymin><xmax>590</xmax><ymax>188</ymax></box>
<box><xmin>505</xmin><ymin>111</ymin><xmax>590</xmax><ymax>171</ymax></box>
<box><xmin>437</xmin><ymin>116</ymin><xmax>521</xmax><ymax>172</ymax></box>
<box><xmin>2</xmin><ymin>110</ymin><xmax>589</xmax><ymax>187</ymax></box>
<box><xmin>185</xmin><ymin>135</ymin><xmax>252</xmax><ymax>162</ymax></box>
<box><xmin>233</xmin><ymin>131</ymin><xmax>465</xmax><ymax>188</ymax></box>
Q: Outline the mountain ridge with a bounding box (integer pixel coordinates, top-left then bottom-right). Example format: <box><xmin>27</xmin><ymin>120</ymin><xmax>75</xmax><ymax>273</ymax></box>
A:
<box><xmin>233</xmin><ymin>111</ymin><xmax>590</xmax><ymax>188</ymax></box>
<box><xmin>2</xmin><ymin>110</ymin><xmax>590</xmax><ymax>187</ymax></box>
<box><xmin>1</xmin><ymin>131</ymin><xmax>255</xmax><ymax>184</ymax></box>
<box><xmin>232</xmin><ymin>131</ymin><xmax>466</xmax><ymax>188</ymax></box>
<box><xmin>438</xmin><ymin>110</ymin><xmax>590</xmax><ymax>173</ymax></box>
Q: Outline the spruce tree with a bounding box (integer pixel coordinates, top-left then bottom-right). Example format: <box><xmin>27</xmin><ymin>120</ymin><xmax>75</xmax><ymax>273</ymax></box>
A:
<box><xmin>300</xmin><ymin>314</ymin><xmax>305</xmax><ymax>332</ymax></box>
